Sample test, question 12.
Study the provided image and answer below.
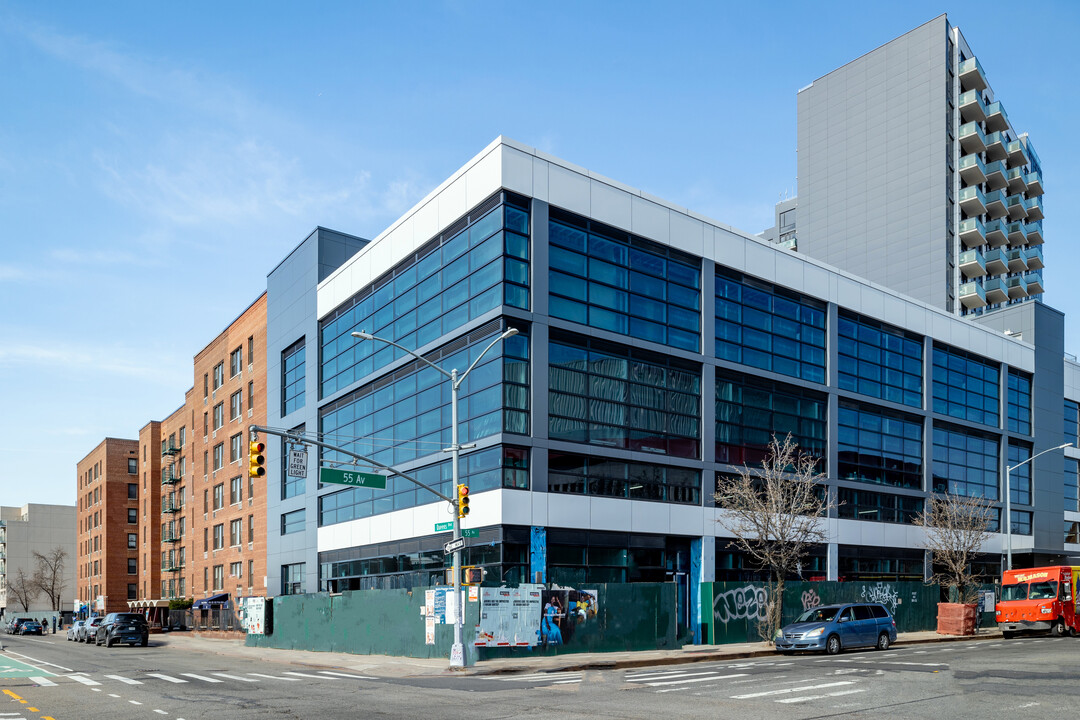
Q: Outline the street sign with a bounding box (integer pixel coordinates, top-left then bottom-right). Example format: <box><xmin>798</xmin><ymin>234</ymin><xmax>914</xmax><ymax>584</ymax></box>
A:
<box><xmin>434</xmin><ymin>521</ymin><xmax>453</xmax><ymax>532</ymax></box>
<box><xmin>462</xmin><ymin>529</ymin><xmax>479</xmax><ymax>538</ymax></box>
<box><xmin>444</xmin><ymin>538</ymin><xmax>465</xmax><ymax>555</ymax></box>
<box><xmin>319</xmin><ymin>467</ymin><xmax>387</xmax><ymax>489</ymax></box>
<box><xmin>287</xmin><ymin>449</ymin><xmax>308</xmax><ymax>478</ymax></box>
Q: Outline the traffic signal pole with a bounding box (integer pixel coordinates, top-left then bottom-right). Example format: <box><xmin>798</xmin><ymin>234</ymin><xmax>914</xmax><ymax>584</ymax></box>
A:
<box><xmin>449</xmin><ymin>368</ymin><xmax>465</xmax><ymax>668</ymax></box>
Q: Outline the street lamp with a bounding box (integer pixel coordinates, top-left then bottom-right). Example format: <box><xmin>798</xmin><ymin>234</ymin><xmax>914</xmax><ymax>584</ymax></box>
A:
<box><xmin>352</xmin><ymin>326</ymin><xmax>518</xmax><ymax>668</ymax></box>
<box><xmin>1004</xmin><ymin>442</ymin><xmax>1073</xmax><ymax>570</ymax></box>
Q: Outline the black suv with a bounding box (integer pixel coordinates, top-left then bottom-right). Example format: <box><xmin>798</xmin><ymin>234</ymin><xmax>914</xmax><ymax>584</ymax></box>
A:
<box><xmin>95</xmin><ymin>612</ymin><xmax>149</xmax><ymax>647</ymax></box>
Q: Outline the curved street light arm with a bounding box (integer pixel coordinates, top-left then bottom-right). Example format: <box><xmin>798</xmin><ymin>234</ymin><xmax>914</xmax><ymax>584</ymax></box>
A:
<box><xmin>351</xmin><ymin>331</ymin><xmax>451</xmax><ymax>379</ymax></box>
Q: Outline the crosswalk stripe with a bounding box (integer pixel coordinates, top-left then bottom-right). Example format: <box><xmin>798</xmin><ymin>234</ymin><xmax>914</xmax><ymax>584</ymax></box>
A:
<box><xmin>776</xmin><ymin>688</ymin><xmax>867</xmax><ymax>704</ymax></box>
<box><xmin>283</xmin><ymin>672</ymin><xmax>335</xmax><ymax>679</ymax></box>
<box><xmin>29</xmin><ymin>677</ymin><xmax>56</xmax><ymax>687</ymax></box>
<box><xmin>145</xmin><ymin>673</ymin><xmax>187</xmax><ymax>684</ymax></box>
<box><xmin>104</xmin><ymin>675</ymin><xmax>142</xmax><ymax>685</ymax></box>
<box><xmin>318</xmin><ymin>671</ymin><xmax>376</xmax><ymax>679</ymax></box>
<box><xmin>248</xmin><ymin>673</ymin><xmax>300</xmax><ymax>681</ymax></box>
<box><xmin>628</xmin><ymin>670</ymin><xmax>736</xmax><ymax>682</ymax></box>
<box><xmin>732</xmin><ymin>681</ymin><xmax>856</xmax><ymax>699</ymax></box>
<box><xmin>497</xmin><ymin>672</ymin><xmax>582</xmax><ymax>682</ymax></box>
<box><xmin>646</xmin><ymin>673</ymin><xmax>748</xmax><ymax>687</ymax></box>
<box><xmin>67</xmin><ymin>675</ymin><xmax>101</xmax><ymax>686</ymax></box>
<box><xmin>552</xmin><ymin>679</ymin><xmax>581</xmax><ymax>684</ymax></box>
<box><xmin>180</xmin><ymin>673</ymin><xmax>222</xmax><ymax>683</ymax></box>
<box><xmin>211</xmin><ymin>673</ymin><xmax>259</xmax><ymax>683</ymax></box>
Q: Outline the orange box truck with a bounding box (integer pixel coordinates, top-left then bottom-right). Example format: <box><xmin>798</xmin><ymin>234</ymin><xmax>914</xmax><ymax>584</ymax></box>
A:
<box><xmin>996</xmin><ymin>566</ymin><xmax>1080</xmax><ymax>638</ymax></box>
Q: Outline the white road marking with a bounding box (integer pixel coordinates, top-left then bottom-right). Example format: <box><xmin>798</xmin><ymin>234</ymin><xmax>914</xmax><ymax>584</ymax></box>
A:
<box><xmin>777</xmin><ymin>688</ymin><xmax>867</xmax><ymax>704</ymax></box>
<box><xmin>247</xmin><ymin>673</ymin><xmax>300</xmax><ymax>681</ymax></box>
<box><xmin>108</xmin><ymin>694</ymin><xmax>121</xmax><ymax>698</ymax></box>
<box><xmin>145</xmin><ymin>673</ymin><xmax>187</xmax><ymax>684</ymax></box>
<box><xmin>731</xmin><ymin>675</ymin><xmax>787</xmax><ymax>685</ymax></box>
<box><xmin>67</xmin><ymin>674</ymin><xmax>101</xmax><ymax>686</ymax></box>
<box><xmin>655</xmin><ymin>687</ymin><xmax>689</xmax><ymax>693</ymax></box>
<box><xmin>627</xmin><ymin>670</ymin><xmax>732</xmax><ymax>682</ymax></box>
<box><xmin>28</xmin><ymin>677</ymin><xmax>56</xmax><ymax>687</ymax></box>
<box><xmin>317</xmin><ymin>671</ymin><xmax>376</xmax><ymax>679</ymax></box>
<box><xmin>154</xmin><ymin>711</ymin><xmax>169</xmax><ymax>716</ymax></box>
<box><xmin>179</xmin><ymin>673</ymin><xmax>222</xmax><ymax>683</ymax></box>
<box><xmin>129</xmin><ymin>700</ymin><xmax>142</xmax><ymax>705</ymax></box>
<box><xmin>497</xmin><ymin>671</ymin><xmax>582</xmax><ymax>681</ymax></box>
<box><xmin>646</xmin><ymin>673</ymin><xmax>749</xmax><ymax>687</ymax></box>
<box><xmin>283</xmin><ymin>671</ymin><xmax>335</xmax><ymax>679</ymax></box>
<box><xmin>552</xmin><ymin>679</ymin><xmax>581</xmax><ymax>684</ymax></box>
<box><xmin>211</xmin><ymin>673</ymin><xmax>260</xmax><ymax>682</ymax></box>
<box><xmin>732</xmin><ymin>681</ymin><xmax>857</xmax><ymax>699</ymax></box>
<box><xmin>3</xmin><ymin>650</ymin><xmax>66</xmax><ymax>674</ymax></box>
<box><xmin>104</xmin><ymin>675</ymin><xmax>143</xmax><ymax>685</ymax></box>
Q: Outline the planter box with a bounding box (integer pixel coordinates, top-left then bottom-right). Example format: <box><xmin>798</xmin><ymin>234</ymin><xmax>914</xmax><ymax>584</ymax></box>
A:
<box><xmin>937</xmin><ymin>602</ymin><xmax>977</xmax><ymax>636</ymax></box>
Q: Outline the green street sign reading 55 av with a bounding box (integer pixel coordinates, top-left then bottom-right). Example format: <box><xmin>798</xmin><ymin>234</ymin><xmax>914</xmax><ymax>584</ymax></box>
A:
<box><xmin>319</xmin><ymin>467</ymin><xmax>387</xmax><ymax>489</ymax></box>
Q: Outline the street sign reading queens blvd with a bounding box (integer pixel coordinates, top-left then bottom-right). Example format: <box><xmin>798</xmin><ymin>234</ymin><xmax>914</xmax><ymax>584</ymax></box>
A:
<box><xmin>319</xmin><ymin>467</ymin><xmax>387</xmax><ymax>489</ymax></box>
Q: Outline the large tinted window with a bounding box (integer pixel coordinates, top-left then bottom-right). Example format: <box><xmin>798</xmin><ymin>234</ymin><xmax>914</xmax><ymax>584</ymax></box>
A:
<box><xmin>1065</xmin><ymin>400</ymin><xmax>1079</xmax><ymax>446</ymax></box>
<box><xmin>549</xmin><ymin>210</ymin><xmax>701</xmax><ymax>352</ymax></box>
<box><xmin>1066</xmin><ymin>458</ymin><xmax>1078</xmax><ymax>513</ymax></box>
<box><xmin>1008</xmin><ymin>442</ymin><xmax>1032</xmax><ymax>506</ymax></box>
<box><xmin>549</xmin><ymin>333</ymin><xmax>700</xmax><ymax>458</ymax></box>
<box><xmin>716</xmin><ymin>371</ymin><xmax>826</xmax><ymax>470</ymax></box>
<box><xmin>931</xmin><ymin>424</ymin><xmax>998</xmax><ymax>499</ymax></box>
<box><xmin>837</xmin><ymin>403</ymin><xmax>923</xmax><ymax>489</ymax></box>
<box><xmin>319</xmin><ymin>193</ymin><xmax>529</xmax><ymax>397</ymax></box>
<box><xmin>932</xmin><ymin>344</ymin><xmax>999</xmax><ymax>427</ymax></box>
<box><xmin>715</xmin><ymin>268</ymin><xmax>826</xmax><ymax>384</ymax></box>
<box><xmin>837</xmin><ymin>311</ymin><xmax>922</xmax><ymax>408</ymax></box>
<box><xmin>1007</xmin><ymin>370</ymin><xmax>1031</xmax><ymax>435</ymax></box>
<box><xmin>838</xmin><ymin>487</ymin><xmax>922</xmax><ymax>524</ymax></box>
<box><xmin>548</xmin><ymin>451</ymin><xmax>700</xmax><ymax>505</ymax></box>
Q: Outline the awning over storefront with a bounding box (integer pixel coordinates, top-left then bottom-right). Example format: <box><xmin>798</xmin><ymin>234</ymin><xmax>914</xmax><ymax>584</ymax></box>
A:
<box><xmin>193</xmin><ymin>593</ymin><xmax>231</xmax><ymax>609</ymax></box>
<box><xmin>127</xmin><ymin>599</ymin><xmax>171</xmax><ymax>609</ymax></box>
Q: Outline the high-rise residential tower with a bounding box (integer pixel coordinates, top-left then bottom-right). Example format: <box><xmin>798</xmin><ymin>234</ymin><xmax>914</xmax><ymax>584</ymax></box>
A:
<box><xmin>793</xmin><ymin>14</ymin><xmax>1044</xmax><ymax>317</ymax></box>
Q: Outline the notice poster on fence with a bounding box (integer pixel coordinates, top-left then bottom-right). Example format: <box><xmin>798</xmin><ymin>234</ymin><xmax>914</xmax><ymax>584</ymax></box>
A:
<box><xmin>474</xmin><ymin>584</ymin><xmax>543</xmax><ymax>647</ymax></box>
<box><xmin>244</xmin><ymin>597</ymin><xmax>266</xmax><ymax>635</ymax></box>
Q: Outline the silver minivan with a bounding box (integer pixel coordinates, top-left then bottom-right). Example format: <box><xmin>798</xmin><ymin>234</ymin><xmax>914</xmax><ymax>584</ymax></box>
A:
<box><xmin>775</xmin><ymin>603</ymin><xmax>897</xmax><ymax>654</ymax></box>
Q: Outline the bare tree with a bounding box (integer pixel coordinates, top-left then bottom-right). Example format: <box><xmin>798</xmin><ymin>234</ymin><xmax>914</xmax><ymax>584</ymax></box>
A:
<box><xmin>715</xmin><ymin>434</ymin><xmax>831</xmax><ymax>642</ymax></box>
<box><xmin>915</xmin><ymin>493</ymin><xmax>994</xmax><ymax>603</ymax></box>
<box><xmin>8</xmin><ymin>568</ymin><xmax>40</xmax><ymax>612</ymax></box>
<box><xmin>33</xmin><ymin>546</ymin><xmax>68</xmax><ymax>611</ymax></box>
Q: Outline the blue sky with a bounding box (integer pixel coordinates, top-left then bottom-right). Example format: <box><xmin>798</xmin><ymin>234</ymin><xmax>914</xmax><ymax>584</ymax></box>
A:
<box><xmin>2</xmin><ymin>1</ymin><xmax>1078</xmax><ymax>506</ymax></box>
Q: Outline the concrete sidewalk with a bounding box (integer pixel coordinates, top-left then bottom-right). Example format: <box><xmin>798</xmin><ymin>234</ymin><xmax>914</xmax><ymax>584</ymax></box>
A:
<box><xmin>158</xmin><ymin>627</ymin><xmax>1004</xmax><ymax>679</ymax></box>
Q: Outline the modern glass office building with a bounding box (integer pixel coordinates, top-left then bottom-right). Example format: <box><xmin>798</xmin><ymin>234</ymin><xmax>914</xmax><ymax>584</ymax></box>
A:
<box><xmin>263</xmin><ymin>137</ymin><xmax>1080</xmax><ymax>641</ymax></box>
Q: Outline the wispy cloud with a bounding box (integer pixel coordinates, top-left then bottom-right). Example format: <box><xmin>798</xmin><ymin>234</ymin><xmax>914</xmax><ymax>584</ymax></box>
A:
<box><xmin>0</xmin><ymin>342</ymin><xmax>187</xmax><ymax>382</ymax></box>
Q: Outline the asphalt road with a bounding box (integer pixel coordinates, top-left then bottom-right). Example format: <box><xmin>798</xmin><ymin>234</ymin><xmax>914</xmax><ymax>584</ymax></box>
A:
<box><xmin>1</xmin><ymin>631</ymin><xmax>1078</xmax><ymax>719</ymax></box>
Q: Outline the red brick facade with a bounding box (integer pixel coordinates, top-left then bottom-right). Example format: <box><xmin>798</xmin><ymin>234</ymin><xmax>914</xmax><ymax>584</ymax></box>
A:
<box><xmin>75</xmin><ymin>438</ymin><xmax>140</xmax><ymax>615</ymax></box>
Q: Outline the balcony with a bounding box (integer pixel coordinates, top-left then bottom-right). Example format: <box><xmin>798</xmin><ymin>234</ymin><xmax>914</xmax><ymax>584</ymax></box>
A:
<box><xmin>162</xmin><ymin>562</ymin><xmax>186</xmax><ymax>573</ymax></box>
<box><xmin>1005</xmin><ymin>248</ymin><xmax>1028</xmax><ymax>273</ymax></box>
<box><xmin>1006</xmin><ymin>194</ymin><xmax>1029</xmax><ymax>221</ymax></box>
<box><xmin>163</xmin><ymin>534</ymin><xmax>181</xmax><ymax>544</ymax></box>
<box><xmin>1005</xmin><ymin>167</ymin><xmax>1028</xmax><ymax>195</ymax></box>
<box><xmin>959</xmin><ymin>89</ymin><xmax>986</xmax><ymax>122</ymax></box>
<box><xmin>1026</xmin><ymin>221</ymin><xmax>1044</xmax><ymax>246</ymax></box>
<box><xmin>959</xmin><ymin>217</ymin><xmax>986</xmax><ymax>248</ymax></box>
<box><xmin>1026</xmin><ymin>197</ymin><xmax>1044</xmax><ymax>222</ymax></box>
<box><xmin>959</xmin><ymin>281</ymin><xmax>988</xmax><ymax>309</ymax></box>
<box><xmin>959</xmin><ymin>122</ymin><xmax>987</xmax><ymax>154</ymax></box>
<box><xmin>162</xmin><ymin>444</ymin><xmax>180</xmax><ymax>457</ymax></box>
<box><xmin>1025</xmin><ymin>246</ymin><xmax>1044</xmax><ymax>270</ymax></box>
<box><xmin>984</xmin><ymin>219</ymin><xmax>1008</xmax><ymax>247</ymax></box>
<box><xmin>1007</xmin><ymin>140</ymin><xmax>1029</xmax><ymax>168</ymax></box>
<box><xmin>984</xmin><ymin>248</ymin><xmax>1008</xmax><ymax>275</ymax></box>
<box><xmin>779</xmin><ymin>237</ymin><xmax>797</xmax><ymax>251</ymax></box>
<box><xmin>959</xmin><ymin>186</ymin><xmax>986</xmax><ymax>217</ymax></box>
<box><xmin>959</xmin><ymin>57</ymin><xmax>988</xmax><ymax>92</ymax></box>
<box><xmin>984</xmin><ymin>160</ymin><xmax>1008</xmax><ymax>191</ymax></box>
<box><xmin>984</xmin><ymin>189</ymin><xmax>1008</xmax><ymax>219</ymax></box>
<box><xmin>1025</xmin><ymin>170</ymin><xmax>1044</xmax><ymax>197</ymax></box>
<box><xmin>1024</xmin><ymin>270</ymin><xmax>1044</xmax><ymax>295</ymax></box>
<box><xmin>162</xmin><ymin>501</ymin><xmax>180</xmax><ymax>514</ymax></box>
<box><xmin>984</xmin><ymin>101</ymin><xmax>1010</xmax><ymax>134</ymax></box>
<box><xmin>984</xmin><ymin>131</ymin><xmax>1008</xmax><ymax>163</ymax></box>
<box><xmin>959</xmin><ymin>249</ymin><xmax>987</xmax><ymax>278</ymax></box>
<box><xmin>161</xmin><ymin>469</ymin><xmax>180</xmax><ymax>486</ymax></box>
<box><xmin>1006</xmin><ymin>221</ymin><xmax>1028</xmax><ymax>247</ymax></box>
<box><xmin>1005</xmin><ymin>275</ymin><xmax>1028</xmax><ymax>300</ymax></box>
<box><xmin>959</xmin><ymin>154</ymin><xmax>986</xmax><ymax>186</ymax></box>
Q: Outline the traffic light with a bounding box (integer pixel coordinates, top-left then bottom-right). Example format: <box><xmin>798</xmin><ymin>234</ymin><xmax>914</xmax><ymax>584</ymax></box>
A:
<box><xmin>248</xmin><ymin>440</ymin><xmax>266</xmax><ymax>478</ymax></box>
<box><xmin>456</xmin><ymin>484</ymin><xmax>470</xmax><ymax>518</ymax></box>
<box><xmin>462</xmin><ymin>566</ymin><xmax>484</xmax><ymax>585</ymax></box>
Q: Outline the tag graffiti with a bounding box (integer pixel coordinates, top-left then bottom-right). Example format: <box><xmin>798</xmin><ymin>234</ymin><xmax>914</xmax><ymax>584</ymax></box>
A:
<box><xmin>801</xmin><ymin>588</ymin><xmax>822</xmax><ymax>611</ymax></box>
<box><xmin>860</xmin><ymin>582</ymin><xmax>901</xmax><ymax>613</ymax></box>
<box><xmin>713</xmin><ymin>585</ymin><xmax>768</xmax><ymax>625</ymax></box>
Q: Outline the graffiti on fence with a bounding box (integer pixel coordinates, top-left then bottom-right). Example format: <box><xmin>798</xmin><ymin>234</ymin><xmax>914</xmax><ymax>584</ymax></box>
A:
<box><xmin>801</xmin><ymin>588</ymin><xmax>821</xmax><ymax>611</ymax></box>
<box><xmin>713</xmin><ymin>585</ymin><xmax>768</xmax><ymax>625</ymax></box>
<box><xmin>860</xmin><ymin>582</ymin><xmax>901</xmax><ymax>613</ymax></box>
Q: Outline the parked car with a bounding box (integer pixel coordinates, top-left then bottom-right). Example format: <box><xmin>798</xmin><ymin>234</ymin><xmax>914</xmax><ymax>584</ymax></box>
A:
<box><xmin>67</xmin><ymin>620</ymin><xmax>85</xmax><ymax>641</ymax></box>
<box><xmin>81</xmin><ymin>617</ymin><xmax>104</xmax><ymax>643</ymax></box>
<box><xmin>775</xmin><ymin>602</ymin><xmax>897</xmax><ymax>655</ymax></box>
<box><xmin>18</xmin><ymin>620</ymin><xmax>43</xmax><ymax>636</ymax></box>
<box><xmin>95</xmin><ymin>613</ymin><xmax>149</xmax><ymax>648</ymax></box>
<box><xmin>7</xmin><ymin>618</ymin><xmax>33</xmax><ymax>635</ymax></box>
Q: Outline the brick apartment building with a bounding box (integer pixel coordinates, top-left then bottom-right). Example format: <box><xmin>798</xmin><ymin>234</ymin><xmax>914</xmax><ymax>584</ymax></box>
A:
<box><xmin>75</xmin><ymin>438</ymin><xmax>140</xmax><ymax>615</ymax></box>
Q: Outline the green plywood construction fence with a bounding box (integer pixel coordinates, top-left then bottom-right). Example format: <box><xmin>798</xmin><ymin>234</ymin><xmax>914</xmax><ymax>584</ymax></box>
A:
<box><xmin>703</xmin><ymin>581</ymin><xmax>943</xmax><ymax>645</ymax></box>
<box><xmin>245</xmin><ymin>582</ymin><xmax>680</xmax><ymax>660</ymax></box>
